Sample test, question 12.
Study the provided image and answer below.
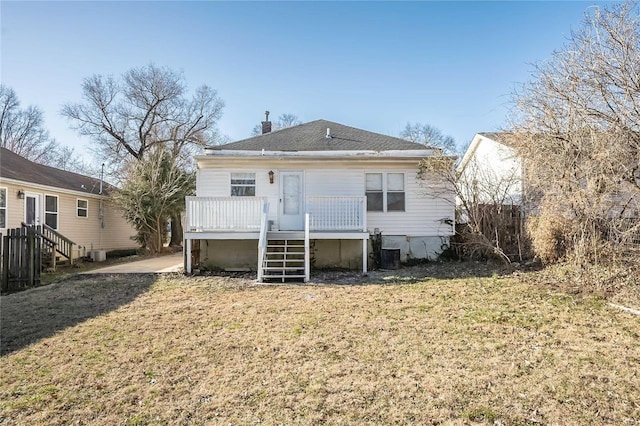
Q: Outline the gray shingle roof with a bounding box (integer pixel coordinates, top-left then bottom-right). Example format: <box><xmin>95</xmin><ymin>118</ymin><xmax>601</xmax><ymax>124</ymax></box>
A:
<box><xmin>0</xmin><ymin>148</ymin><xmax>109</xmax><ymax>195</ymax></box>
<box><xmin>209</xmin><ymin>119</ymin><xmax>428</xmax><ymax>151</ymax></box>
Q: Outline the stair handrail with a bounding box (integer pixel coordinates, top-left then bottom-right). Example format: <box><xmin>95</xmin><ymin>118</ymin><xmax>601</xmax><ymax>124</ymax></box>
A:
<box><xmin>42</xmin><ymin>223</ymin><xmax>75</xmax><ymax>264</ymax></box>
<box><xmin>257</xmin><ymin>202</ymin><xmax>269</xmax><ymax>282</ymax></box>
<box><xmin>23</xmin><ymin>222</ymin><xmax>75</xmax><ymax>263</ymax></box>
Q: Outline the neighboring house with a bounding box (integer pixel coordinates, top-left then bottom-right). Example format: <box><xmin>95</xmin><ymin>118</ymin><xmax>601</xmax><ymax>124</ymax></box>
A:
<box><xmin>456</xmin><ymin>132</ymin><xmax>524</xmax><ymax>206</ymax></box>
<box><xmin>0</xmin><ymin>147</ymin><xmax>138</xmax><ymax>259</ymax></box>
<box><xmin>184</xmin><ymin>119</ymin><xmax>455</xmax><ymax>281</ymax></box>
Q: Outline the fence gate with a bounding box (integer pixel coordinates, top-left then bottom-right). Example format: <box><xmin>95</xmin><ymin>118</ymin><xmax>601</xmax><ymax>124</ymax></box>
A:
<box><xmin>1</xmin><ymin>227</ymin><xmax>42</xmax><ymax>293</ymax></box>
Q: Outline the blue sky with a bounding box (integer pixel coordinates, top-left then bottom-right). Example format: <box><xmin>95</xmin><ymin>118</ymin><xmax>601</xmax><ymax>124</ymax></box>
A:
<box><xmin>1</xmin><ymin>1</ymin><xmax>614</xmax><ymax>163</ymax></box>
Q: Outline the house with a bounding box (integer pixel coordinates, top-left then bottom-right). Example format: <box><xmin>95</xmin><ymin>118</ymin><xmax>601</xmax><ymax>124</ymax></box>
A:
<box><xmin>184</xmin><ymin>119</ymin><xmax>456</xmax><ymax>281</ymax></box>
<box><xmin>0</xmin><ymin>147</ymin><xmax>138</xmax><ymax>260</ymax></box>
<box><xmin>456</xmin><ymin>132</ymin><xmax>523</xmax><ymax>206</ymax></box>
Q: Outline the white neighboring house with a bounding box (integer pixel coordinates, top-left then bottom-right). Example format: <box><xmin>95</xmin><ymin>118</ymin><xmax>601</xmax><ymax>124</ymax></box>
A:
<box><xmin>457</xmin><ymin>132</ymin><xmax>524</xmax><ymax>207</ymax></box>
<box><xmin>184</xmin><ymin>119</ymin><xmax>456</xmax><ymax>281</ymax></box>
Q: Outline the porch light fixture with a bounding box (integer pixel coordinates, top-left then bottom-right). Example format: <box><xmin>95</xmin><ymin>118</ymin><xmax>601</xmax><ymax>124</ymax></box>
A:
<box><xmin>268</xmin><ymin>170</ymin><xmax>275</xmax><ymax>184</ymax></box>
<box><xmin>17</xmin><ymin>189</ymin><xmax>25</xmax><ymax>199</ymax></box>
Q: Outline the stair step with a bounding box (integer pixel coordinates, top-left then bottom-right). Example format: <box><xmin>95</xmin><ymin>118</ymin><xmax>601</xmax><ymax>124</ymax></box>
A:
<box><xmin>267</xmin><ymin>244</ymin><xmax>305</xmax><ymax>248</ymax></box>
<box><xmin>262</xmin><ymin>275</ymin><xmax>306</xmax><ymax>280</ymax></box>
<box><xmin>263</xmin><ymin>266</ymin><xmax>305</xmax><ymax>271</ymax></box>
<box><xmin>264</xmin><ymin>258</ymin><xmax>304</xmax><ymax>263</ymax></box>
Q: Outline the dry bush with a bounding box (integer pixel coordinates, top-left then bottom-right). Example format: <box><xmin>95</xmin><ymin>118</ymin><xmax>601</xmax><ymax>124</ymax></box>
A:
<box><xmin>510</xmin><ymin>2</ymin><xmax>640</xmax><ymax>267</ymax></box>
<box><xmin>526</xmin><ymin>214</ymin><xmax>568</xmax><ymax>264</ymax></box>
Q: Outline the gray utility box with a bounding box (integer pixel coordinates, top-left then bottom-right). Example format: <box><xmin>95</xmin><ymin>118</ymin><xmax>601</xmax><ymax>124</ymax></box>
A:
<box><xmin>380</xmin><ymin>248</ymin><xmax>400</xmax><ymax>270</ymax></box>
<box><xmin>89</xmin><ymin>250</ymin><xmax>107</xmax><ymax>262</ymax></box>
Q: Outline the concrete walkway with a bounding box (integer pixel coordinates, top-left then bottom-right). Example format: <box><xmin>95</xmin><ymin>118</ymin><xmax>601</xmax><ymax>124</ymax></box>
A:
<box><xmin>80</xmin><ymin>252</ymin><xmax>183</xmax><ymax>274</ymax></box>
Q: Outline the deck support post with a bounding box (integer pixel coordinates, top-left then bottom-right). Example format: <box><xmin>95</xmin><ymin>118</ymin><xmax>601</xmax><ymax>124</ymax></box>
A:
<box><xmin>185</xmin><ymin>238</ymin><xmax>192</xmax><ymax>274</ymax></box>
<box><xmin>362</xmin><ymin>238</ymin><xmax>368</xmax><ymax>275</ymax></box>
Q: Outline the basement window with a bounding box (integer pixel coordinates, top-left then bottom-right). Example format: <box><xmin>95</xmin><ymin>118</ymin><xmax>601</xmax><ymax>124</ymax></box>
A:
<box><xmin>231</xmin><ymin>173</ymin><xmax>256</xmax><ymax>196</ymax></box>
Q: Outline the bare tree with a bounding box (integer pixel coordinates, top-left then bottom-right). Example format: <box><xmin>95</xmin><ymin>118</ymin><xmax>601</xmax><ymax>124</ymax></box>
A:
<box><xmin>0</xmin><ymin>85</ymin><xmax>95</xmax><ymax>175</ymax></box>
<box><xmin>418</xmin><ymin>147</ymin><xmax>525</xmax><ymax>265</ymax></box>
<box><xmin>63</xmin><ymin>64</ymin><xmax>225</xmax><ymax>248</ymax></box>
<box><xmin>400</xmin><ymin>122</ymin><xmax>457</xmax><ymax>155</ymax></box>
<box><xmin>0</xmin><ymin>85</ymin><xmax>57</xmax><ymax>163</ymax></box>
<box><xmin>509</xmin><ymin>1</ymin><xmax>640</xmax><ymax>264</ymax></box>
<box><xmin>251</xmin><ymin>113</ymin><xmax>302</xmax><ymax>135</ymax></box>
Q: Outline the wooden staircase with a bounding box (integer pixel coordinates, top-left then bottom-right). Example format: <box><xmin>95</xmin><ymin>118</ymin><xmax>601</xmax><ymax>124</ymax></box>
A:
<box><xmin>261</xmin><ymin>231</ymin><xmax>307</xmax><ymax>282</ymax></box>
<box><xmin>22</xmin><ymin>223</ymin><xmax>74</xmax><ymax>271</ymax></box>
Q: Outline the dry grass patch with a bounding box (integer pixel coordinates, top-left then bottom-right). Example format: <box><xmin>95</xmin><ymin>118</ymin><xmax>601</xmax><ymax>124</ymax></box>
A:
<box><xmin>1</xmin><ymin>269</ymin><xmax>639</xmax><ymax>425</ymax></box>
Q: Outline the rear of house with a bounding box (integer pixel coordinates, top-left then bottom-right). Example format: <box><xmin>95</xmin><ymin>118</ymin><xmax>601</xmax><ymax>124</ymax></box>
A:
<box><xmin>185</xmin><ymin>119</ymin><xmax>455</xmax><ymax>281</ymax></box>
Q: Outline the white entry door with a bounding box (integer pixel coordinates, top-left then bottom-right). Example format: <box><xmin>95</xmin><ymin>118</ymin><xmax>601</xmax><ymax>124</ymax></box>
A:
<box><xmin>24</xmin><ymin>193</ymin><xmax>41</xmax><ymax>225</ymax></box>
<box><xmin>279</xmin><ymin>171</ymin><xmax>304</xmax><ymax>230</ymax></box>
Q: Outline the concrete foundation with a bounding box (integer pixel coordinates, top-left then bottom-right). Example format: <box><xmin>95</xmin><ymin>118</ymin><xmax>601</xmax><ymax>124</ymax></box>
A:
<box><xmin>381</xmin><ymin>235</ymin><xmax>448</xmax><ymax>262</ymax></box>
<box><xmin>201</xmin><ymin>239</ymin><xmax>258</xmax><ymax>271</ymax></box>
<box><xmin>198</xmin><ymin>235</ymin><xmax>449</xmax><ymax>272</ymax></box>
<box><xmin>312</xmin><ymin>239</ymin><xmax>364</xmax><ymax>269</ymax></box>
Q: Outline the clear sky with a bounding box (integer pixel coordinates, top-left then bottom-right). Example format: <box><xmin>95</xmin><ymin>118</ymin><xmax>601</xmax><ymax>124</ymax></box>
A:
<box><xmin>1</xmin><ymin>1</ymin><xmax>616</xmax><ymax>164</ymax></box>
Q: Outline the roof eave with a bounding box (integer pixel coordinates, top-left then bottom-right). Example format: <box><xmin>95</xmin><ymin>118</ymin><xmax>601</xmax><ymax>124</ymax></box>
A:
<box><xmin>198</xmin><ymin>149</ymin><xmax>438</xmax><ymax>159</ymax></box>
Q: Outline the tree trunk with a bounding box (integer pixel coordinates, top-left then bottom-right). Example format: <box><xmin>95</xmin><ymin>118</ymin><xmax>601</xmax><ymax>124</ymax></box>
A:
<box><xmin>169</xmin><ymin>212</ymin><xmax>184</xmax><ymax>247</ymax></box>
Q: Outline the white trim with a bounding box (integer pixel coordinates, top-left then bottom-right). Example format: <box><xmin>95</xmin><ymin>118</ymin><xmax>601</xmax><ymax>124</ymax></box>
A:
<box><xmin>44</xmin><ymin>194</ymin><xmax>59</xmax><ymax>230</ymax></box>
<box><xmin>0</xmin><ymin>177</ymin><xmax>108</xmax><ymax>199</ymax></box>
<box><xmin>24</xmin><ymin>192</ymin><xmax>41</xmax><ymax>225</ymax></box>
<box><xmin>76</xmin><ymin>198</ymin><xmax>89</xmax><ymax>218</ymax></box>
<box><xmin>199</xmin><ymin>149</ymin><xmax>439</xmax><ymax>159</ymax></box>
<box><xmin>365</xmin><ymin>171</ymin><xmax>406</xmax><ymax>213</ymax></box>
<box><xmin>279</xmin><ymin>170</ymin><xmax>305</xmax><ymax>231</ymax></box>
<box><xmin>0</xmin><ymin>186</ymin><xmax>7</xmax><ymax>230</ymax></box>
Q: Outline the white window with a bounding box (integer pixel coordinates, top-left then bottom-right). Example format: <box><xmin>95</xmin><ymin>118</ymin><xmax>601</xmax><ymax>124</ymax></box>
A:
<box><xmin>365</xmin><ymin>172</ymin><xmax>406</xmax><ymax>212</ymax></box>
<box><xmin>77</xmin><ymin>199</ymin><xmax>88</xmax><ymax>217</ymax></box>
<box><xmin>0</xmin><ymin>188</ymin><xmax>6</xmax><ymax>228</ymax></box>
<box><xmin>45</xmin><ymin>195</ymin><xmax>58</xmax><ymax>229</ymax></box>
<box><xmin>230</xmin><ymin>173</ymin><xmax>256</xmax><ymax>196</ymax></box>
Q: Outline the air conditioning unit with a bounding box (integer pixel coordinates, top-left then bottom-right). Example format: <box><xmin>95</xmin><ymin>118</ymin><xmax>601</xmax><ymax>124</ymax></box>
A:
<box><xmin>89</xmin><ymin>250</ymin><xmax>106</xmax><ymax>262</ymax></box>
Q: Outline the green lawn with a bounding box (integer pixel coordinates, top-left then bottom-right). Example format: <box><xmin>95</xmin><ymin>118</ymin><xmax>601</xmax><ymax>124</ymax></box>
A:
<box><xmin>1</xmin><ymin>266</ymin><xmax>639</xmax><ymax>425</ymax></box>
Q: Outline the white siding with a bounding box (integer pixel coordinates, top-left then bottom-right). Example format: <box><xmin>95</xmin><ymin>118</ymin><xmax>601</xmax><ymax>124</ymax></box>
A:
<box><xmin>367</xmin><ymin>170</ymin><xmax>454</xmax><ymax>237</ymax></box>
<box><xmin>458</xmin><ymin>135</ymin><xmax>523</xmax><ymax>205</ymax></box>
<box><xmin>195</xmin><ymin>159</ymin><xmax>455</xmax><ymax>237</ymax></box>
<box><xmin>306</xmin><ymin>170</ymin><xmax>364</xmax><ymax>196</ymax></box>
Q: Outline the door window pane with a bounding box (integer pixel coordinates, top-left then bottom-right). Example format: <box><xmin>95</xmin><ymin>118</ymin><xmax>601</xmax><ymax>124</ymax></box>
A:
<box><xmin>26</xmin><ymin>197</ymin><xmax>36</xmax><ymax>225</ymax></box>
<box><xmin>283</xmin><ymin>174</ymin><xmax>300</xmax><ymax>215</ymax></box>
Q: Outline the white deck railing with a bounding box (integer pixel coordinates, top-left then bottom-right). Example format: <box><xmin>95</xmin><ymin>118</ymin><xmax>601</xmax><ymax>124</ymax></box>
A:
<box><xmin>186</xmin><ymin>196</ymin><xmax>266</xmax><ymax>232</ymax></box>
<box><xmin>306</xmin><ymin>196</ymin><xmax>366</xmax><ymax>231</ymax></box>
<box><xmin>186</xmin><ymin>195</ymin><xmax>367</xmax><ymax>233</ymax></box>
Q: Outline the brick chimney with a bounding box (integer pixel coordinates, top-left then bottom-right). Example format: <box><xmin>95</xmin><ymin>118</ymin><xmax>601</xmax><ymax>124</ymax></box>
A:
<box><xmin>261</xmin><ymin>110</ymin><xmax>272</xmax><ymax>134</ymax></box>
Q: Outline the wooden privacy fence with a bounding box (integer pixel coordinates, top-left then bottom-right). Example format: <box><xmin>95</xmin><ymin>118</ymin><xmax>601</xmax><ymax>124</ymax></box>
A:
<box><xmin>1</xmin><ymin>227</ymin><xmax>42</xmax><ymax>293</ymax></box>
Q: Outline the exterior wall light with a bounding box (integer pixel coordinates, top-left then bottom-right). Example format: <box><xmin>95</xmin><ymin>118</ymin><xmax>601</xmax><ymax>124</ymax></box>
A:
<box><xmin>17</xmin><ymin>189</ymin><xmax>25</xmax><ymax>199</ymax></box>
<box><xmin>268</xmin><ymin>170</ymin><xmax>275</xmax><ymax>184</ymax></box>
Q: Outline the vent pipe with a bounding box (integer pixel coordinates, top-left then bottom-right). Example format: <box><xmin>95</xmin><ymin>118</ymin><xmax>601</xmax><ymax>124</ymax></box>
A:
<box><xmin>326</xmin><ymin>128</ymin><xmax>332</xmax><ymax>139</ymax></box>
